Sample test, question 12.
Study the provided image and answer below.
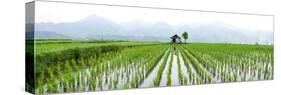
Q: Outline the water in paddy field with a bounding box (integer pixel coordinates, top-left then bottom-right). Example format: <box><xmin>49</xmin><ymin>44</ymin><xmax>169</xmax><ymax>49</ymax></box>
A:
<box><xmin>180</xmin><ymin>50</ymin><xmax>198</xmax><ymax>84</ymax></box>
<box><xmin>39</xmin><ymin>51</ymin><xmax>164</xmax><ymax>94</ymax></box>
<box><xmin>178</xmin><ymin>51</ymin><xmax>190</xmax><ymax>83</ymax></box>
<box><xmin>186</xmin><ymin>59</ymin><xmax>198</xmax><ymax>84</ymax></box>
<box><xmin>160</xmin><ymin>53</ymin><xmax>172</xmax><ymax>86</ymax></box>
<box><xmin>204</xmin><ymin>53</ymin><xmax>274</xmax><ymax>83</ymax></box>
<box><xmin>37</xmin><ymin>45</ymin><xmax>273</xmax><ymax>94</ymax></box>
<box><xmin>140</xmin><ymin>50</ymin><xmax>169</xmax><ymax>88</ymax></box>
<box><xmin>171</xmin><ymin>52</ymin><xmax>180</xmax><ymax>86</ymax></box>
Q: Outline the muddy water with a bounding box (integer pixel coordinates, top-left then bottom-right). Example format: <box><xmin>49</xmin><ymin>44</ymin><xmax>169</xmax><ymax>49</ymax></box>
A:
<box><xmin>140</xmin><ymin>50</ymin><xmax>169</xmax><ymax>88</ymax></box>
<box><xmin>160</xmin><ymin>53</ymin><xmax>171</xmax><ymax>86</ymax></box>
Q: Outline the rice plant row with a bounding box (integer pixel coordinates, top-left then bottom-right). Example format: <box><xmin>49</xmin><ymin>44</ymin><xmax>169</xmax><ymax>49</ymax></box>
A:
<box><xmin>33</xmin><ymin>42</ymin><xmax>273</xmax><ymax>94</ymax></box>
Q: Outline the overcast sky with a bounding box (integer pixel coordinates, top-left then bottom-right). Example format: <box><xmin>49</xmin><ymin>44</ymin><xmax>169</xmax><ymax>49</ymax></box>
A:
<box><xmin>35</xmin><ymin>1</ymin><xmax>273</xmax><ymax>32</ymax></box>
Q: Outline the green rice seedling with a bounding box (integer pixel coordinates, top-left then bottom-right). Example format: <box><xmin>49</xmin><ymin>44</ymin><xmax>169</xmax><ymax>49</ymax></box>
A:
<box><xmin>176</xmin><ymin>47</ymin><xmax>184</xmax><ymax>85</ymax></box>
<box><xmin>123</xmin><ymin>83</ymin><xmax>129</xmax><ymax>89</ymax></box>
<box><xmin>184</xmin><ymin>43</ymin><xmax>273</xmax><ymax>83</ymax></box>
<box><xmin>130</xmin><ymin>75</ymin><xmax>139</xmax><ymax>88</ymax></box>
<box><xmin>264</xmin><ymin>63</ymin><xmax>270</xmax><ymax>79</ymax></box>
<box><xmin>153</xmin><ymin>48</ymin><xmax>171</xmax><ymax>87</ymax></box>
<box><xmin>33</xmin><ymin>39</ymin><xmax>273</xmax><ymax>94</ymax></box>
<box><xmin>183</xmin><ymin>49</ymin><xmax>213</xmax><ymax>83</ymax></box>
<box><xmin>167</xmin><ymin>47</ymin><xmax>174</xmax><ymax>86</ymax></box>
<box><xmin>179</xmin><ymin>46</ymin><xmax>202</xmax><ymax>85</ymax></box>
<box><xmin>183</xmin><ymin>76</ymin><xmax>188</xmax><ymax>85</ymax></box>
<box><xmin>113</xmin><ymin>79</ymin><xmax>118</xmax><ymax>89</ymax></box>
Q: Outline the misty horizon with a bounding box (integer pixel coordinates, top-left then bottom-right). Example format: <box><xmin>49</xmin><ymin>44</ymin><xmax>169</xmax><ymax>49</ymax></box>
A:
<box><xmin>32</xmin><ymin>14</ymin><xmax>274</xmax><ymax>44</ymax></box>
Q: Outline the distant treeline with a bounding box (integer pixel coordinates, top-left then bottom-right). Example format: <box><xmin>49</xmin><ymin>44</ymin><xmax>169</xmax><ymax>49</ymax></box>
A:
<box><xmin>34</xmin><ymin>39</ymin><xmax>128</xmax><ymax>44</ymax></box>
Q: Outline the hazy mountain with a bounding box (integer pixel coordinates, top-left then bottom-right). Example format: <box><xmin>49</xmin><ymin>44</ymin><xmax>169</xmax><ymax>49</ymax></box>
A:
<box><xmin>34</xmin><ymin>15</ymin><xmax>273</xmax><ymax>44</ymax></box>
<box><xmin>35</xmin><ymin>15</ymin><xmax>126</xmax><ymax>39</ymax></box>
<box><xmin>175</xmin><ymin>23</ymin><xmax>273</xmax><ymax>44</ymax></box>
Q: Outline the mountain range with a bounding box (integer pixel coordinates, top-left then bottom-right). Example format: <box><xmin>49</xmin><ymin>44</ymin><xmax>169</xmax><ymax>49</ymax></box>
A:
<box><xmin>31</xmin><ymin>15</ymin><xmax>273</xmax><ymax>44</ymax></box>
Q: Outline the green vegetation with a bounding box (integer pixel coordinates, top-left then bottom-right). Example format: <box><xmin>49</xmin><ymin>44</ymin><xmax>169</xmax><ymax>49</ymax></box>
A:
<box><xmin>182</xmin><ymin>32</ymin><xmax>188</xmax><ymax>43</ymax></box>
<box><xmin>35</xmin><ymin>40</ymin><xmax>161</xmax><ymax>54</ymax></box>
<box><xmin>176</xmin><ymin>45</ymin><xmax>188</xmax><ymax>85</ymax></box>
<box><xmin>29</xmin><ymin>39</ymin><xmax>273</xmax><ymax>94</ymax></box>
<box><xmin>166</xmin><ymin>47</ymin><xmax>173</xmax><ymax>86</ymax></box>
<box><xmin>153</xmin><ymin>48</ymin><xmax>170</xmax><ymax>87</ymax></box>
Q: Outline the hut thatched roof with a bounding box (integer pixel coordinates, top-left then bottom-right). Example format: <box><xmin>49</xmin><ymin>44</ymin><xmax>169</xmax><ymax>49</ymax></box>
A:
<box><xmin>170</xmin><ymin>34</ymin><xmax>181</xmax><ymax>39</ymax></box>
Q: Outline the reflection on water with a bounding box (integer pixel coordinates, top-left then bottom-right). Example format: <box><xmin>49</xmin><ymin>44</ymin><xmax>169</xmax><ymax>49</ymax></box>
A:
<box><xmin>36</xmin><ymin>45</ymin><xmax>273</xmax><ymax>94</ymax></box>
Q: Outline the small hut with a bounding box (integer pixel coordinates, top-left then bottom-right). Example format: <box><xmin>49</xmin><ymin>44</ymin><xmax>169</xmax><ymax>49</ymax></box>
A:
<box><xmin>170</xmin><ymin>34</ymin><xmax>181</xmax><ymax>43</ymax></box>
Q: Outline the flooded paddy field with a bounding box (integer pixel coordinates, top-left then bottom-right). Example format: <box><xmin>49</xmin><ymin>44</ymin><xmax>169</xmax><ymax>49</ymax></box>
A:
<box><xmin>30</xmin><ymin>40</ymin><xmax>273</xmax><ymax>94</ymax></box>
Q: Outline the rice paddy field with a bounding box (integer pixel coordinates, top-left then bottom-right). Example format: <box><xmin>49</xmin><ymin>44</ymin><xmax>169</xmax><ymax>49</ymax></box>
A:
<box><xmin>28</xmin><ymin>40</ymin><xmax>273</xmax><ymax>94</ymax></box>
